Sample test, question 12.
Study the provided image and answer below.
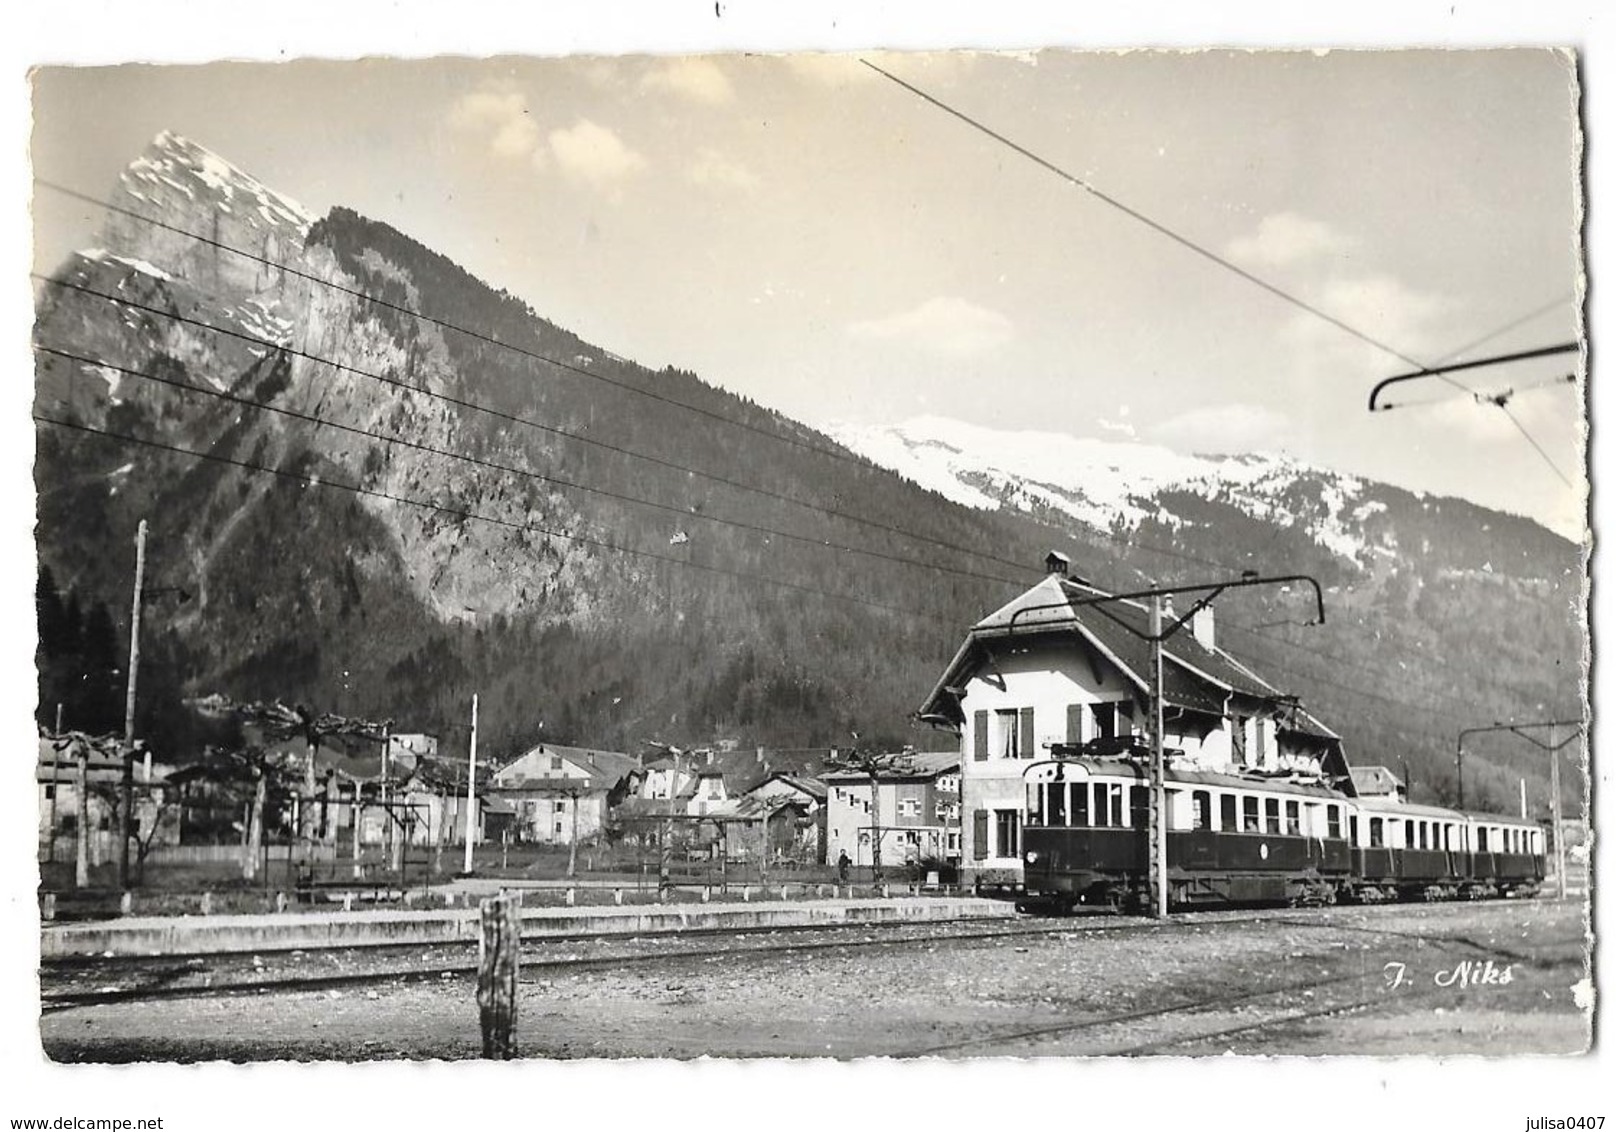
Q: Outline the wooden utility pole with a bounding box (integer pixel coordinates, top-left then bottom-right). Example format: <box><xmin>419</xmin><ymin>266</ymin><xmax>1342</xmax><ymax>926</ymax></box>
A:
<box><xmin>74</xmin><ymin>739</ymin><xmax>90</xmax><ymax>889</ymax></box>
<box><xmin>1147</xmin><ymin>595</ymin><xmax>1168</xmax><ymax>919</ymax></box>
<box><xmin>477</xmin><ymin>892</ymin><xmax>521</xmax><ymax>1059</ymax></box>
<box><xmin>47</xmin><ymin>708</ymin><xmax>63</xmax><ymax>863</ymax></box>
<box><xmin>118</xmin><ymin>519</ymin><xmax>147</xmax><ymax>890</ymax></box>
<box><xmin>462</xmin><ymin>693</ymin><xmax>479</xmax><ymax>875</ymax></box>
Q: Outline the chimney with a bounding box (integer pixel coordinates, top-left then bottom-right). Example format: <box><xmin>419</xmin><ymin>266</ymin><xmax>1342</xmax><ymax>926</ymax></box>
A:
<box><xmin>1044</xmin><ymin>550</ymin><xmax>1070</xmax><ymax>577</ymax></box>
<box><xmin>1192</xmin><ymin>606</ymin><xmax>1215</xmax><ymax>651</ymax></box>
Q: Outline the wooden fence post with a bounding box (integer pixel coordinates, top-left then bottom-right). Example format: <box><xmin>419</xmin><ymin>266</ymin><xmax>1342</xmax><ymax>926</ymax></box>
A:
<box><xmin>477</xmin><ymin>893</ymin><xmax>521</xmax><ymax>1060</ymax></box>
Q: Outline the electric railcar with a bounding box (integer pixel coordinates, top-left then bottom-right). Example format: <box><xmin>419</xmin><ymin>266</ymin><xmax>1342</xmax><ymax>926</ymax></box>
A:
<box><xmin>1017</xmin><ymin>756</ymin><xmax>1546</xmax><ymax>913</ymax></box>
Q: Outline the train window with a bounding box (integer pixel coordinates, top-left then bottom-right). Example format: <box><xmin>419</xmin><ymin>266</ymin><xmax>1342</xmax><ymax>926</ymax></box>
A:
<box><xmin>1477</xmin><ymin>827</ymin><xmax>1489</xmax><ymax>852</ymax></box>
<box><xmin>1192</xmin><ymin>791</ymin><xmax>1211</xmax><ymax>832</ymax></box>
<box><xmin>1071</xmin><ymin>782</ymin><xmax>1090</xmax><ymax>827</ymax></box>
<box><xmin>1284</xmin><ymin>800</ymin><xmax>1300</xmax><ymax>836</ymax></box>
<box><xmin>1264</xmin><ymin>797</ymin><xmax>1281</xmax><ymax>835</ymax></box>
<box><xmin>1047</xmin><ymin>783</ymin><xmax>1066</xmax><ymax>827</ymax></box>
<box><xmin>1403</xmin><ymin>820</ymin><xmax>1414</xmax><ymax>849</ymax></box>
<box><xmin>1417</xmin><ymin>823</ymin><xmax>1427</xmax><ymax>850</ymax></box>
<box><xmin>1242</xmin><ymin>796</ymin><xmax>1260</xmax><ymax>833</ymax></box>
<box><xmin>1327</xmin><ymin>805</ymin><xmax>1342</xmax><ymax>840</ymax></box>
<box><xmin>1091</xmin><ymin>783</ymin><xmax>1110</xmax><ymax>828</ymax></box>
<box><xmin>1220</xmin><ymin>794</ymin><xmax>1237</xmax><ymax>833</ymax></box>
<box><xmin>1349</xmin><ymin>815</ymin><xmax>1359</xmax><ymax>846</ymax></box>
<box><xmin>1369</xmin><ymin>818</ymin><xmax>1384</xmax><ymax>848</ymax></box>
<box><xmin>1129</xmin><ymin>785</ymin><xmax>1147</xmax><ymax>829</ymax></box>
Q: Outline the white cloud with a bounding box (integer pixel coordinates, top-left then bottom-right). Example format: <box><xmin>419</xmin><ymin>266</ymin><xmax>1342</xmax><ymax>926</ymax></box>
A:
<box><xmin>1144</xmin><ymin>403</ymin><xmax>1294</xmax><ymax>456</ymax></box>
<box><xmin>847</xmin><ymin>296</ymin><xmax>1014</xmax><ymax>356</ymax></box>
<box><xmin>547</xmin><ymin>120</ymin><xmax>646</xmax><ymax>186</ymax></box>
<box><xmin>1225</xmin><ymin>212</ymin><xmax>1351</xmax><ymax>269</ymax></box>
<box><xmin>449</xmin><ymin>89</ymin><xmax>544</xmax><ymax>167</ymax></box>
<box><xmin>685</xmin><ymin>147</ymin><xmax>759</xmax><ymax>191</ymax></box>
<box><xmin>640</xmin><ymin>58</ymin><xmax>735</xmax><ymax>105</ymax></box>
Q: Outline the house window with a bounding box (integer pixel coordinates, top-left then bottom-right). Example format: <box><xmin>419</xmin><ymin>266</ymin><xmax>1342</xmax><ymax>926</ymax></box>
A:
<box><xmin>1264</xmin><ymin>798</ymin><xmax>1281</xmax><ymax>835</ymax></box>
<box><xmin>1231</xmin><ymin>715</ymin><xmax>1248</xmax><ymax>765</ymax></box>
<box><xmin>43</xmin><ymin>784</ymin><xmax>55</xmax><ymax>800</ymax></box>
<box><xmin>1284</xmin><ymin>800</ymin><xmax>1300</xmax><ymax>836</ymax></box>
<box><xmin>1090</xmin><ymin>702</ymin><xmax>1116</xmax><ymax>741</ymax></box>
<box><xmin>550</xmin><ymin>756</ymin><xmax>564</xmax><ymax>771</ymax></box>
<box><xmin>995</xmin><ymin>810</ymin><xmax>1021</xmax><ymax>858</ymax></box>
<box><xmin>995</xmin><ymin>709</ymin><xmax>1020</xmax><ymax>758</ymax></box>
<box><xmin>555</xmin><ymin>799</ymin><xmax>566</xmax><ymax>813</ymax></box>
<box><xmin>900</xmin><ymin>798</ymin><xmax>921</xmax><ymax>818</ymax></box>
<box><xmin>946</xmin><ymin>831</ymin><xmax>961</xmax><ymax>853</ymax></box>
<box><xmin>554</xmin><ymin>820</ymin><xmax>564</xmax><ymax>835</ymax></box>
<box><xmin>1242</xmin><ymin>796</ymin><xmax>1260</xmax><ymax>833</ymax></box>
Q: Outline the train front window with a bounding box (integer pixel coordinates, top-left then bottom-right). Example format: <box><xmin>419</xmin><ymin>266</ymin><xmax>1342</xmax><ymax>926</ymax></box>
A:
<box><xmin>1047</xmin><ymin>783</ymin><xmax>1066</xmax><ymax>827</ymax></box>
<box><xmin>1242</xmin><ymin>796</ymin><xmax>1260</xmax><ymax>832</ymax></box>
<box><xmin>1026</xmin><ymin>785</ymin><xmax>1044</xmax><ymax>827</ymax></box>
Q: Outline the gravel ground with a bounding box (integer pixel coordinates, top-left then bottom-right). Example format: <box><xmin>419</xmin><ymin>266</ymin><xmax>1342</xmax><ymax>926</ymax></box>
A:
<box><xmin>38</xmin><ymin>898</ymin><xmax>1590</xmax><ymax>1061</ymax></box>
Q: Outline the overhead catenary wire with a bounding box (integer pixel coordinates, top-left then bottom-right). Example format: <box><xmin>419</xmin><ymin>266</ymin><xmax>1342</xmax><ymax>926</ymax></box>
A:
<box><xmin>36</xmin><ymin>270</ymin><xmax>1044</xmax><ymax>583</ymax></box>
<box><xmin>35</xmin><ymin>178</ymin><xmax>863</xmax><ymax>466</ymax></box>
<box><xmin>33</xmin><ymin>343</ymin><xmax>1036</xmax><ymax>591</ymax></box>
<box><xmin>34</xmin><ymin>412</ymin><xmax>979</xmax><ymax>627</ymax></box>
<box><xmin>859</xmin><ymin>62</ymin><xmax>1583</xmax><ymax>488</ymax></box>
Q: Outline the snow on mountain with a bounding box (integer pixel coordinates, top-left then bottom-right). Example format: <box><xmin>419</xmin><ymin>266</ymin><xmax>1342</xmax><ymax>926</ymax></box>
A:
<box><xmin>829</xmin><ymin>415</ymin><xmax>1384</xmax><ymax>563</ymax></box>
<box><xmin>120</xmin><ymin>130</ymin><xmax>314</xmax><ymax>236</ymax></box>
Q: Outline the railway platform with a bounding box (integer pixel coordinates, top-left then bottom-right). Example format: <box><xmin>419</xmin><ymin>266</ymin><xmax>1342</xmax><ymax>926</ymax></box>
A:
<box><xmin>39</xmin><ymin>893</ymin><xmax>1016</xmax><ymax>959</ymax></box>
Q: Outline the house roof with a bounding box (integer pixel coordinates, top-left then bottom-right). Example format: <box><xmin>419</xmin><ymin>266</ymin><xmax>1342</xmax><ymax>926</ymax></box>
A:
<box><xmin>822</xmin><ymin>750</ymin><xmax>960</xmax><ymax>784</ymax></box>
<box><xmin>744</xmin><ymin>772</ymin><xmax>828</xmax><ymax>801</ymax></box>
<box><xmin>1349</xmin><ymin>765</ymin><xmax>1404</xmax><ymax>796</ymax></box>
<box><xmin>920</xmin><ymin>573</ymin><xmax>1337</xmax><ymax>742</ymax></box>
<box><xmin>494</xmin><ymin>743</ymin><xmax>639</xmax><ymax>793</ymax></box>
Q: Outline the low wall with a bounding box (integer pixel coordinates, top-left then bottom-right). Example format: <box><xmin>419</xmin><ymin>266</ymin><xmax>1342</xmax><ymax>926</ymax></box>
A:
<box><xmin>40</xmin><ymin>896</ymin><xmax>1016</xmax><ymax>959</ymax></box>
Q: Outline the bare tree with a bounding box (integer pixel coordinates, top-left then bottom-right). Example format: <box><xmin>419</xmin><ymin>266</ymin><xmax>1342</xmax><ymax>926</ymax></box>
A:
<box><xmin>827</xmin><ymin>735</ymin><xmax>913</xmax><ymax>882</ymax></box>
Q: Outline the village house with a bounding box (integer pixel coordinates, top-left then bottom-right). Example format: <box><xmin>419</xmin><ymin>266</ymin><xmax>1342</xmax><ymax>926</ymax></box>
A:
<box><xmin>36</xmin><ymin>735</ymin><xmax>177</xmax><ymax>865</ymax></box>
<box><xmin>742</xmin><ymin>771</ymin><xmax>827</xmax><ymax>863</ymax></box>
<box><xmin>488</xmin><ymin>742</ymin><xmax>638</xmax><ymax>845</ymax></box>
<box><xmin>917</xmin><ymin>554</ymin><xmax>1350</xmax><ymax>886</ymax></box>
<box><xmin>823</xmin><ymin>751</ymin><xmax>962</xmax><ymax>871</ymax></box>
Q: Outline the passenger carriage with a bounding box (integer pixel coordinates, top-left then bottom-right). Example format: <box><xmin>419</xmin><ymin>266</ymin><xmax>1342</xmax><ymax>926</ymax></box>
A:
<box><xmin>1018</xmin><ymin>756</ymin><xmax>1351</xmax><ymax>912</ymax></box>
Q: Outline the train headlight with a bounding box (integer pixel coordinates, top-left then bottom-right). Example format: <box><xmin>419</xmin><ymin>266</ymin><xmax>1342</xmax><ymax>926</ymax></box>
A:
<box><xmin>1024</xmin><ymin>851</ymin><xmax>1041</xmax><ymax>865</ymax></box>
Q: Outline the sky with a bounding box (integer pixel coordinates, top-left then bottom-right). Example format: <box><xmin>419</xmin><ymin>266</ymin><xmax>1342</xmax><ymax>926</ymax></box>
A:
<box><xmin>26</xmin><ymin>45</ymin><xmax>1587</xmax><ymax>537</ymax></box>
<box><xmin>5</xmin><ymin>3</ymin><xmax>1611</xmax><ymax>1122</ymax></box>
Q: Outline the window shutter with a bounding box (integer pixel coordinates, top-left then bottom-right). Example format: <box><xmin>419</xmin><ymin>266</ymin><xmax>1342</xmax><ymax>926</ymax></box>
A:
<box><xmin>972</xmin><ymin>809</ymin><xmax>989</xmax><ymax>859</ymax></box>
<box><xmin>1018</xmin><ymin>707</ymin><xmax>1035</xmax><ymax>759</ymax></box>
<box><xmin>1066</xmin><ymin>703</ymin><xmax>1084</xmax><ymax>745</ymax></box>
<box><xmin>973</xmin><ymin>711</ymin><xmax>989</xmax><ymax>761</ymax></box>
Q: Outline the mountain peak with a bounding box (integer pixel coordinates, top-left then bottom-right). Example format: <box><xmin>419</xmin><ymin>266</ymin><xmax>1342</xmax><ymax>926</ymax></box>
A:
<box><xmin>120</xmin><ymin>131</ymin><xmax>313</xmax><ymax>235</ymax></box>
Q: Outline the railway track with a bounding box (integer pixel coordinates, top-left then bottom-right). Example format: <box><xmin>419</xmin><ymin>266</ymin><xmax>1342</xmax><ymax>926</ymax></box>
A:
<box><xmin>37</xmin><ymin>907</ymin><xmax>1314</xmax><ymax>1011</ymax></box>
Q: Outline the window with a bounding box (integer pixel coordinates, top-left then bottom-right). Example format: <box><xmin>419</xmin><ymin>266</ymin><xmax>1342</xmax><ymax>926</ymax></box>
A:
<box><xmin>1093</xmin><ymin>782</ymin><xmax>1122</xmax><ymax>827</ymax></box>
<box><xmin>1192</xmin><ymin>791</ymin><xmax>1211</xmax><ymax>832</ymax></box>
<box><xmin>1242</xmin><ymin>796</ymin><xmax>1260</xmax><ymax>833</ymax></box>
<box><xmin>555</xmin><ymin>799</ymin><xmax>566</xmax><ymax>813</ymax></box>
<box><xmin>997</xmin><ymin>709</ymin><xmax>1018</xmax><ymax>758</ymax></box>
<box><xmin>1072</xmin><ymin>782</ymin><xmax>1090</xmax><ymax>827</ymax></box>
<box><xmin>43</xmin><ymin>784</ymin><xmax>55</xmax><ymax>800</ymax></box>
<box><xmin>1326</xmin><ymin>805</ymin><xmax>1342</xmax><ymax>840</ymax></box>
<box><xmin>947</xmin><ymin>831</ymin><xmax>961</xmax><ymax>853</ymax></box>
<box><xmin>1091</xmin><ymin>702</ymin><xmax>1117</xmax><ymax>741</ymax></box>
<box><xmin>1220</xmin><ymin>794</ymin><xmax>1238</xmax><ymax>833</ymax></box>
<box><xmin>1046</xmin><ymin>783</ymin><xmax>1067</xmax><ymax>827</ymax></box>
<box><xmin>1129</xmin><ymin>785</ymin><xmax>1148</xmax><ymax>828</ymax></box>
<box><xmin>1418</xmin><ymin>823</ymin><xmax>1428</xmax><ymax>850</ymax></box>
<box><xmin>899</xmin><ymin>798</ymin><xmax>921</xmax><ymax>818</ymax></box>
<box><xmin>1264</xmin><ymin>798</ymin><xmax>1281</xmax><ymax>835</ymax></box>
<box><xmin>1231</xmin><ymin>715</ymin><xmax>1248</xmax><ymax>765</ymax></box>
<box><xmin>1405</xmin><ymin>820</ymin><xmax>1415</xmax><ymax>848</ymax></box>
<box><xmin>1477</xmin><ymin>827</ymin><xmax>1489</xmax><ymax>852</ymax></box>
<box><xmin>1284</xmin><ymin>800</ymin><xmax>1300</xmax><ymax>836</ymax></box>
<box><xmin>1369</xmin><ymin>818</ymin><xmax>1384</xmax><ymax>848</ymax></box>
<box><xmin>1349</xmin><ymin>815</ymin><xmax>1359</xmax><ymax>846</ymax></box>
<box><xmin>995</xmin><ymin>810</ymin><xmax>1021</xmax><ymax>858</ymax></box>
<box><xmin>553</xmin><ymin>820</ymin><xmax>564</xmax><ymax>835</ymax></box>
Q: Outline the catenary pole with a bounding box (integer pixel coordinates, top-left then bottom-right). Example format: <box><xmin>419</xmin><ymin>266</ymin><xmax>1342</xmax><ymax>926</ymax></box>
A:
<box><xmin>119</xmin><ymin>518</ymin><xmax>147</xmax><ymax>890</ymax></box>
<box><xmin>462</xmin><ymin>693</ymin><xmax>479</xmax><ymax>875</ymax></box>
<box><xmin>1549</xmin><ymin>722</ymin><xmax>1564</xmax><ymax>900</ymax></box>
<box><xmin>1148</xmin><ymin>595</ymin><xmax>1168</xmax><ymax>919</ymax></box>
